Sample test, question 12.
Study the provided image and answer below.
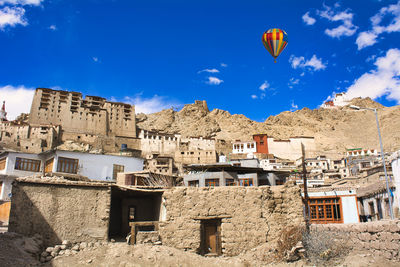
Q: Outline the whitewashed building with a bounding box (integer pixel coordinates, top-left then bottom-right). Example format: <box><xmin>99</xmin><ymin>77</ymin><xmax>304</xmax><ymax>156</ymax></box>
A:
<box><xmin>259</xmin><ymin>159</ymin><xmax>283</xmax><ymax>170</ymax></box>
<box><xmin>41</xmin><ymin>150</ymin><xmax>144</xmax><ymax>181</ymax></box>
<box><xmin>321</xmin><ymin>92</ymin><xmax>350</xmax><ymax>108</ymax></box>
<box><xmin>346</xmin><ymin>148</ymin><xmax>379</xmax><ymax>157</ymax></box>
<box><xmin>0</xmin><ymin>150</ymin><xmax>143</xmax><ymax>198</ymax></box>
<box><xmin>390</xmin><ymin>150</ymin><xmax>400</xmax><ymax>212</ymax></box>
<box><xmin>232</xmin><ymin>141</ymin><xmax>256</xmax><ymax>154</ymax></box>
<box><xmin>303</xmin><ymin>187</ymin><xmax>359</xmax><ymax>224</ymax></box>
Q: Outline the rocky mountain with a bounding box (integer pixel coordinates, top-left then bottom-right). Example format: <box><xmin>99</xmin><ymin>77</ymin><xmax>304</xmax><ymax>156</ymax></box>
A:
<box><xmin>136</xmin><ymin>97</ymin><xmax>400</xmax><ymax>157</ymax></box>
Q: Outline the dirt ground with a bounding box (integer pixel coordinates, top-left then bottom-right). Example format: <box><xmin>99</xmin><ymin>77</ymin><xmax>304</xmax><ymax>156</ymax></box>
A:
<box><xmin>47</xmin><ymin>242</ymin><xmax>399</xmax><ymax>267</ymax></box>
<box><xmin>1</xmin><ymin>231</ymin><xmax>399</xmax><ymax>267</ymax></box>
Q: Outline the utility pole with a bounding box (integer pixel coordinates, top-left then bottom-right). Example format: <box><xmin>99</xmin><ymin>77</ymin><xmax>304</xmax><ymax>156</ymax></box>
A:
<box><xmin>373</xmin><ymin>108</ymin><xmax>394</xmax><ymax>219</ymax></box>
<box><xmin>350</xmin><ymin>105</ymin><xmax>394</xmax><ymax>219</ymax></box>
<box><xmin>301</xmin><ymin>143</ymin><xmax>310</xmax><ymax>232</ymax></box>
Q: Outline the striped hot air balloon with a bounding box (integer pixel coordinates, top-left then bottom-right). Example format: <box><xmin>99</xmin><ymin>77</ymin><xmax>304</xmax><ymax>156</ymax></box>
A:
<box><xmin>262</xmin><ymin>28</ymin><xmax>288</xmax><ymax>63</ymax></box>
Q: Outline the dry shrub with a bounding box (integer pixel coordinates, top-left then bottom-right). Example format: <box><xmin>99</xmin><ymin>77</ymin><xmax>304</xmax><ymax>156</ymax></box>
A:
<box><xmin>275</xmin><ymin>226</ymin><xmax>304</xmax><ymax>261</ymax></box>
<box><xmin>303</xmin><ymin>228</ymin><xmax>350</xmax><ymax>265</ymax></box>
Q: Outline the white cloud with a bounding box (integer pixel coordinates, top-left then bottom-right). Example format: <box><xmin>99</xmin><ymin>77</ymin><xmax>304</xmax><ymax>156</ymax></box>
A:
<box><xmin>48</xmin><ymin>24</ymin><xmax>56</xmax><ymax>31</ymax></box>
<box><xmin>356</xmin><ymin>1</ymin><xmax>400</xmax><ymax>50</ymax></box>
<box><xmin>302</xmin><ymin>12</ymin><xmax>316</xmax><ymax>25</ymax></box>
<box><xmin>0</xmin><ymin>0</ymin><xmax>44</xmax><ymax>30</ymax></box>
<box><xmin>345</xmin><ymin>48</ymin><xmax>400</xmax><ymax>103</ymax></box>
<box><xmin>198</xmin><ymin>68</ymin><xmax>219</xmax><ymax>74</ymax></box>
<box><xmin>251</xmin><ymin>94</ymin><xmax>257</xmax><ymax>99</ymax></box>
<box><xmin>290</xmin><ymin>100</ymin><xmax>298</xmax><ymax>111</ymax></box>
<box><xmin>317</xmin><ymin>4</ymin><xmax>357</xmax><ymax>38</ymax></box>
<box><xmin>259</xmin><ymin>81</ymin><xmax>269</xmax><ymax>91</ymax></box>
<box><xmin>366</xmin><ymin>54</ymin><xmax>377</xmax><ymax>62</ymax></box>
<box><xmin>92</xmin><ymin>57</ymin><xmax>99</xmax><ymax>62</ymax></box>
<box><xmin>206</xmin><ymin>76</ymin><xmax>223</xmax><ymax>85</ymax></box>
<box><xmin>356</xmin><ymin>31</ymin><xmax>378</xmax><ymax>50</ymax></box>
<box><xmin>289</xmin><ymin>54</ymin><xmax>327</xmax><ymax>71</ymax></box>
<box><xmin>0</xmin><ymin>85</ymin><xmax>34</xmax><ymax>120</ymax></box>
<box><xmin>288</xmin><ymin>78</ymin><xmax>300</xmax><ymax>89</ymax></box>
<box><xmin>0</xmin><ymin>0</ymin><xmax>43</xmax><ymax>5</ymax></box>
<box><xmin>122</xmin><ymin>95</ymin><xmax>181</xmax><ymax>114</ymax></box>
<box><xmin>220</xmin><ymin>63</ymin><xmax>228</xmax><ymax>67</ymax></box>
<box><xmin>0</xmin><ymin>6</ymin><xmax>26</xmax><ymax>29</ymax></box>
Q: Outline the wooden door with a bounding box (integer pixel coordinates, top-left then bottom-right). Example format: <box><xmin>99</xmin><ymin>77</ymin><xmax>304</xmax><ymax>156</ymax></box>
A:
<box><xmin>201</xmin><ymin>220</ymin><xmax>221</xmax><ymax>255</ymax></box>
<box><xmin>45</xmin><ymin>158</ymin><xmax>54</xmax><ymax>173</ymax></box>
<box><xmin>0</xmin><ymin>202</ymin><xmax>11</xmax><ymax>224</ymax></box>
<box><xmin>205</xmin><ymin>224</ymin><xmax>217</xmax><ymax>254</ymax></box>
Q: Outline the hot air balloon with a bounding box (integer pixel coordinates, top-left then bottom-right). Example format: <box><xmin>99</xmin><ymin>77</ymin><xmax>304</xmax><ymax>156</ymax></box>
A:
<box><xmin>262</xmin><ymin>28</ymin><xmax>288</xmax><ymax>63</ymax></box>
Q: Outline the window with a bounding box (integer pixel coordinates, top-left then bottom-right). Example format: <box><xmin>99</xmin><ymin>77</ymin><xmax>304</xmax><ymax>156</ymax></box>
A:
<box><xmin>0</xmin><ymin>157</ymin><xmax>6</xmax><ymax>170</ymax></box>
<box><xmin>308</xmin><ymin>198</ymin><xmax>342</xmax><ymax>223</ymax></box>
<box><xmin>128</xmin><ymin>206</ymin><xmax>136</xmax><ymax>222</ymax></box>
<box><xmin>225</xmin><ymin>178</ymin><xmax>236</xmax><ymax>186</ymax></box>
<box><xmin>239</xmin><ymin>178</ymin><xmax>253</xmax><ymax>186</ymax></box>
<box><xmin>369</xmin><ymin>201</ymin><xmax>375</xmax><ymax>217</ymax></box>
<box><xmin>113</xmin><ymin>164</ymin><xmax>125</xmax><ymax>180</ymax></box>
<box><xmin>14</xmin><ymin>157</ymin><xmax>41</xmax><ymax>172</ymax></box>
<box><xmin>188</xmin><ymin>180</ymin><xmax>199</xmax><ymax>187</ymax></box>
<box><xmin>251</xmin><ymin>143</ymin><xmax>254</xmax><ymax>148</ymax></box>
<box><xmin>247</xmin><ymin>144</ymin><xmax>250</xmax><ymax>149</ymax></box>
<box><xmin>57</xmin><ymin>157</ymin><xmax>79</xmax><ymax>174</ymax></box>
<box><xmin>205</xmin><ymin>179</ymin><xmax>219</xmax><ymax>187</ymax></box>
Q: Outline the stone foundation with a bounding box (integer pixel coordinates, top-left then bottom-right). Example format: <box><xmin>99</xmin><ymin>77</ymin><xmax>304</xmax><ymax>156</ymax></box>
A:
<box><xmin>311</xmin><ymin>220</ymin><xmax>400</xmax><ymax>261</ymax></box>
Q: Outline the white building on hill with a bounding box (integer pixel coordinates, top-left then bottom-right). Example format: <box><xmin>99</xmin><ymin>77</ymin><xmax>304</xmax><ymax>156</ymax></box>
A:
<box><xmin>322</xmin><ymin>92</ymin><xmax>350</xmax><ymax>108</ymax></box>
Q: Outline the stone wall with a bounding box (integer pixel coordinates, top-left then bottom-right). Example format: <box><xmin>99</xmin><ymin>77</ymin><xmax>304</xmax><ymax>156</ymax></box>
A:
<box><xmin>8</xmin><ymin>178</ymin><xmax>111</xmax><ymax>247</ymax></box>
<box><xmin>158</xmin><ymin>184</ymin><xmax>304</xmax><ymax>256</ymax></box>
<box><xmin>311</xmin><ymin>220</ymin><xmax>400</xmax><ymax>261</ymax></box>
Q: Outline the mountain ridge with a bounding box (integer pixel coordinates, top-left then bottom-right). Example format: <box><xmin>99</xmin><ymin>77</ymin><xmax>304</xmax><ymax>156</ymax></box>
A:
<box><xmin>136</xmin><ymin>97</ymin><xmax>400</xmax><ymax>156</ymax></box>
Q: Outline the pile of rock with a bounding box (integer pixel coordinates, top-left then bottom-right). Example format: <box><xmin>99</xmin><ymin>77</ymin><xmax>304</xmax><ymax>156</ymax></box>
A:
<box><xmin>285</xmin><ymin>241</ymin><xmax>306</xmax><ymax>262</ymax></box>
<box><xmin>40</xmin><ymin>240</ymin><xmax>107</xmax><ymax>263</ymax></box>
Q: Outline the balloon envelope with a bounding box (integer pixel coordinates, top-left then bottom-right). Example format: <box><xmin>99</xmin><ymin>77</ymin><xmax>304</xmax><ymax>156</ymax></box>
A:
<box><xmin>262</xmin><ymin>28</ymin><xmax>288</xmax><ymax>62</ymax></box>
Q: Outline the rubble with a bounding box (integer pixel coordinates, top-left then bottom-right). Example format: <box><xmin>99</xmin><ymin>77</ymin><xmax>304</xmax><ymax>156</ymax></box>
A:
<box><xmin>40</xmin><ymin>240</ymin><xmax>100</xmax><ymax>263</ymax></box>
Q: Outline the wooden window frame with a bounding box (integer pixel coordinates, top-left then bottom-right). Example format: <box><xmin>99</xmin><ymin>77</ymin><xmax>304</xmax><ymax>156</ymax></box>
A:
<box><xmin>205</xmin><ymin>178</ymin><xmax>219</xmax><ymax>187</ymax></box>
<box><xmin>57</xmin><ymin>157</ymin><xmax>79</xmax><ymax>174</ymax></box>
<box><xmin>113</xmin><ymin>164</ymin><xmax>125</xmax><ymax>180</ymax></box>
<box><xmin>239</xmin><ymin>178</ymin><xmax>253</xmax><ymax>187</ymax></box>
<box><xmin>308</xmin><ymin>196</ymin><xmax>343</xmax><ymax>224</ymax></box>
<box><xmin>0</xmin><ymin>157</ymin><xmax>6</xmax><ymax>171</ymax></box>
<box><xmin>14</xmin><ymin>157</ymin><xmax>41</xmax><ymax>172</ymax></box>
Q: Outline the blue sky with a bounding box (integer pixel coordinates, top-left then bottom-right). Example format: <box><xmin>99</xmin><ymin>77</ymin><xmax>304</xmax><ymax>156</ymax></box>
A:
<box><xmin>1</xmin><ymin>0</ymin><xmax>400</xmax><ymax>121</ymax></box>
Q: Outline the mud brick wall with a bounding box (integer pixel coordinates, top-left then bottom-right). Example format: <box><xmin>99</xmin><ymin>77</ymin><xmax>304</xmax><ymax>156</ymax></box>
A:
<box><xmin>159</xmin><ymin>184</ymin><xmax>304</xmax><ymax>256</ymax></box>
<box><xmin>8</xmin><ymin>179</ymin><xmax>111</xmax><ymax>247</ymax></box>
<box><xmin>311</xmin><ymin>220</ymin><xmax>400</xmax><ymax>261</ymax></box>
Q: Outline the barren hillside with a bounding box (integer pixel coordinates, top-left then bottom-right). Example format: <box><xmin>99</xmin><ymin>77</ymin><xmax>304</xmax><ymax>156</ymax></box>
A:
<box><xmin>136</xmin><ymin>97</ymin><xmax>400</xmax><ymax>156</ymax></box>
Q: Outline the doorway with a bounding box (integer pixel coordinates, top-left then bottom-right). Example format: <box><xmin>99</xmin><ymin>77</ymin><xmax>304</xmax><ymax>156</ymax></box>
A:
<box><xmin>200</xmin><ymin>219</ymin><xmax>221</xmax><ymax>256</ymax></box>
<box><xmin>108</xmin><ymin>187</ymin><xmax>162</xmax><ymax>240</ymax></box>
<box><xmin>376</xmin><ymin>198</ymin><xmax>383</xmax><ymax>220</ymax></box>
